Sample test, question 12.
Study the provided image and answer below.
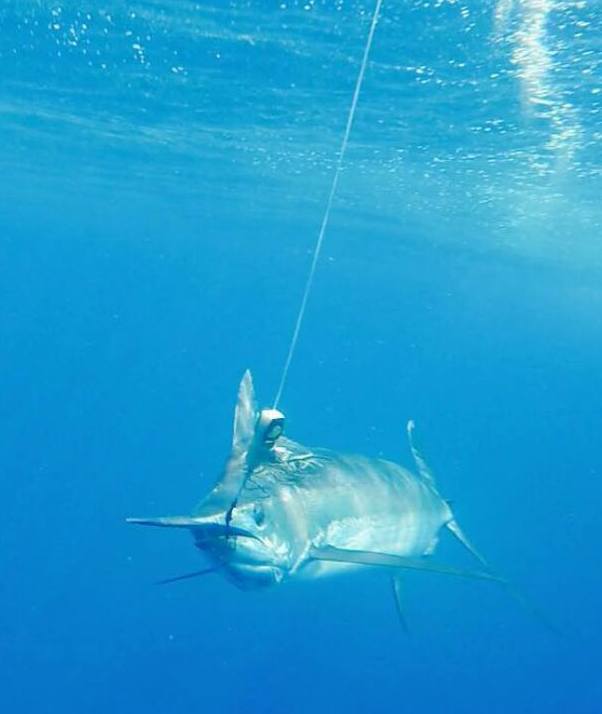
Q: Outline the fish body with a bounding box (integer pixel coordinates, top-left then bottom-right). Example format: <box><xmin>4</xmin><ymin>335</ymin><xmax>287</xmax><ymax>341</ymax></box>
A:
<box><xmin>128</xmin><ymin>371</ymin><xmax>491</xmax><ymax>596</ymax></box>
<box><xmin>213</xmin><ymin>441</ymin><xmax>453</xmax><ymax>588</ymax></box>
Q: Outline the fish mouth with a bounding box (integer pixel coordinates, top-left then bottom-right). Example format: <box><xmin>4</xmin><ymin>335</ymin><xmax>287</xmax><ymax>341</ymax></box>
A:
<box><xmin>193</xmin><ymin>530</ymin><xmax>282</xmax><ymax>585</ymax></box>
<box><xmin>224</xmin><ymin>562</ymin><xmax>285</xmax><ymax>589</ymax></box>
<box><xmin>193</xmin><ymin>530</ymin><xmax>264</xmax><ymax>553</ymax></box>
<box><xmin>127</xmin><ymin>515</ymin><xmax>280</xmax><ymax>584</ymax></box>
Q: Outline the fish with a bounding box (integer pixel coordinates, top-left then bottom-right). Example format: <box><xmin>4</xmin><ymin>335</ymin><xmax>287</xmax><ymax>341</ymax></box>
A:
<box><xmin>127</xmin><ymin>370</ymin><xmax>501</xmax><ymax>610</ymax></box>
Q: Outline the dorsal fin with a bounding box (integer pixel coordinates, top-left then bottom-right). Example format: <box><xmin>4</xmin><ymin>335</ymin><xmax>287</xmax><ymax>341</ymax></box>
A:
<box><xmin>232</xmin><ymin>369</ymin><xmax>258</xmax><ymax>457</ymax></box>
<box><xmin>194</xmin><ymin>371</ymin><xmax>258</xmax><ymax>516</ymax></box>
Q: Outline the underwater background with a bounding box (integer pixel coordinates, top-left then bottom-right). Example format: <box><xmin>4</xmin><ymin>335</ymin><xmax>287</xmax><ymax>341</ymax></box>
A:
<box><xmin>2</xmin><ymin>1</ymin><xmax>601</xmax><ymax>712</ymax></box>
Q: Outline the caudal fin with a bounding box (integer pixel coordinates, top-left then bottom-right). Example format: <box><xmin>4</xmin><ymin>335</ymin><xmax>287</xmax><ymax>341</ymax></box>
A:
<box><xmin>406</xmin><ymin>420</ymin><xmax>437</xmax><ymax>489</ymax></box>
<box><xmin>445</xmin><ymin>518</ymin><xmax>489</xmax><ymax>567</ymax></box>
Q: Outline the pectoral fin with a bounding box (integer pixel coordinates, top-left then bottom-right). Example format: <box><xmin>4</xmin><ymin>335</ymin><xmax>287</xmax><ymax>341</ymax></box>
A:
<box><xmin>156</xmin><ymin>567</ymin><xmax>219</xmax><ymax>585</ymax></box>
<box><xmin>309</xmin><ymin>545</ymin><xmax>504</xmax><ymax>583</ymax></box>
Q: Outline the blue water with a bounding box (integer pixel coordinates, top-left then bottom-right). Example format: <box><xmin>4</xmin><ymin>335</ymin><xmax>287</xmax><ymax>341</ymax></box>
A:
<box><xmin>2</xmin><ymin>1</ymin><xmax>601</xmax><ymax>712</ymax></box>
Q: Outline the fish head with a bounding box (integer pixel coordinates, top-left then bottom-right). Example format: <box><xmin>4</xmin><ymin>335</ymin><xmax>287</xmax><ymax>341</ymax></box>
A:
<box><xmin>192</xmin><ymin>499</ymin><xmax>291</xmax><ymax>589</ymax></box>
<box><xmin>190</xmin><ymin>371</ymin><xmax>296</xmax><ymax>587</ymax></box>
<box><xmin>128</xmin><ymin>371</ymin><xmax>296</xmax><ymax>589</ymax></box>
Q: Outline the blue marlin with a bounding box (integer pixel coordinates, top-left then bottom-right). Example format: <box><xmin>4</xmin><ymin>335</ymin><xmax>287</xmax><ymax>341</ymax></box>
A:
<box><xmin>128</xmin><ymin>371</ymin><xmax>500</xmax><ymax>609</ymax></box>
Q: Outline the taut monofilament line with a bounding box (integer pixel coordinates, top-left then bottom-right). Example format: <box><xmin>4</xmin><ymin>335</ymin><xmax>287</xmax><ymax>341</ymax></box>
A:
<box><xmin>272</xmin><ymin>0</ymin><xmax>384</xmax><ymax>410</ymax></box>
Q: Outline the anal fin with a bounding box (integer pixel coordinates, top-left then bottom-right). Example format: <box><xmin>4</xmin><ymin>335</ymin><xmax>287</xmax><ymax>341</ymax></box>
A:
<box><xmin>391</xmin><ymin>574</ymin><xmax>410</xmax><ymax>634</ymax></box>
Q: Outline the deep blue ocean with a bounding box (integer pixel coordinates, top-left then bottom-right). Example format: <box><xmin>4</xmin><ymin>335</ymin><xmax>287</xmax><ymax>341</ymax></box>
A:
<box><xmin>2</xmin><ymin>1</ymin><xmax>601</xmax><ymax>712</ymax></box>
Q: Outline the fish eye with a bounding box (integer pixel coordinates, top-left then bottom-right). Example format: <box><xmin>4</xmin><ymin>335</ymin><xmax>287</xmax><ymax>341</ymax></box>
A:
<box><xmin>253</xmin><ymin>505</ymin><xmax>265</xmax><ymax>526</ymax></box>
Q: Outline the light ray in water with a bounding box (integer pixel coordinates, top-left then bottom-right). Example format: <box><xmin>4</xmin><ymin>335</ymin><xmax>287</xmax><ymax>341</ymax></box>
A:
<box><xmin>495</xmin><ymin>0</ymin><xmax>582</xmax><ymax>170</ymax></box>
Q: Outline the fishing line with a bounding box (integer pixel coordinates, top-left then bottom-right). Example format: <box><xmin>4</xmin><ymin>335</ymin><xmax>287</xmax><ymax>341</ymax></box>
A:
<box><xmin>273</xmin><ymin>0</ymin><xmax>383</xmax><ymax>410</ymax></box>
